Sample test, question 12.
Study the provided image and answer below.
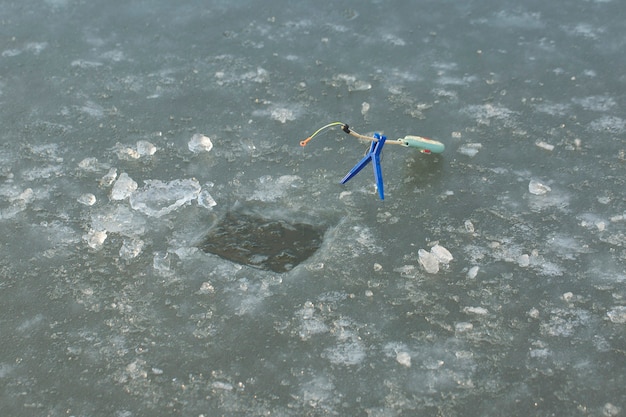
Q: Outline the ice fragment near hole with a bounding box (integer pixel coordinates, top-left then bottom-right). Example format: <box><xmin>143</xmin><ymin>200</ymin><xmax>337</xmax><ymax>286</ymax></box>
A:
<box><xmin>188</xmin><ymin>134</ymin><xmax>213</xmax><ymax>153</ymax></box>
<box><xmin>77</xmin><ymin>193</ymin><xmax>96</xmax><ymax>206</ymax></box>
<box><xmin>129</xmin><ymin>178</ymin><xmax>201</xmax><ymax>217</ymax></box>
<box><xmin>528</xmin><ymin>179</ymin><xmax>551</xmax><ymax>195</ymax></box>
<box><xmin>607</xmin><ymin>306</ymin><xmax>626</xmax><ymax>324</ymax></box>
<box><xmin>90</xmin><ymin>205</ymin><xmax>146</xmax><ymax>236</ymax></box>
<box><xmin>119</xmin><ymin>238</ymin><xmax>144</xmax><ymax>260</ymax></box>
<box><xmin>83</xmin><ymin>229</ymin><xmax>107</xmax><ymax>249</ymax></box>
<box><xmin>396</xmin><ymin>351</ymin><xmax>411</xmax><ymax>367</ymax></box>
<box><xmin>467</xmin><ymin>266</ymin><xmax>479</xmax><ymax>279</ymax></box>
<box><xmin>418</xmin><ymin>249</ymin><xmax>439</xmax><ymax>273</ymax></box>
<box><xmin>197</xmin><ymin>189</ymin><xmax>217</xmax><ymax>209</ymax></box>
<box><xmin>431</xmin><ymin>244</ymin><xmax>453</xmax><ymax>263</ymax></box>
<box><xmin>136</xmin><ymin>140</ymin><xmax>156</xmax><ymax>156</ymax></box>
<box><xmin>100</xmin><ymin>168</ymin><xmax>117</xmax><ymax>186</ymax></box>
<box><xmin>153</xmin><ymin>252</ymin><xmax>170</xmax><ymax>272</ymax></box>
<box><xmin>110</xmin><ymin>173</ymin><xmax>137</xmax><ymax>200</ymax></box>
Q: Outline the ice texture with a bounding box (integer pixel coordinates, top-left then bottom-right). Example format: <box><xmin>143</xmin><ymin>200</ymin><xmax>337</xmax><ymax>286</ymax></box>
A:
<box><xmin>129</xmin><ymin>179</ymin><xmax>201</xmax><ymax>217</ymax></box>
<box><xmin>188</xmin><ymin>134</ymin><xmax>213</xmax><ymax>153</ymax></box>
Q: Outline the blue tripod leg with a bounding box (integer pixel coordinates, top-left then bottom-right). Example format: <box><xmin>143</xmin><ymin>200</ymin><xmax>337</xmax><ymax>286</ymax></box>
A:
<box><xmin>340</xmin><ymin>133</ymin><xmax>387</xmax><ymax>200</ymax></box>
<box><xmin>372</xmin><ymin>149</ymin><xmax>384</xmax><ymax>200</ymax></box>
<box><xmin>340</xmin><ymin>140</ymin><xmax>376</xmax><ymax>184</ymax></box>
<box><xmin>372</xmin><ymin>134</ymin><xmax>386</xmax><ymax>200</ymax></box>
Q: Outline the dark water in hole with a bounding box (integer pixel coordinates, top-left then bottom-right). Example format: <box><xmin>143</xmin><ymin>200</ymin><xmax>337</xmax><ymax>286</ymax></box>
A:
<box><xmin>199</xmin><ymin>211</ymin><xmax>324</xmax><ymax>272</ymax></box>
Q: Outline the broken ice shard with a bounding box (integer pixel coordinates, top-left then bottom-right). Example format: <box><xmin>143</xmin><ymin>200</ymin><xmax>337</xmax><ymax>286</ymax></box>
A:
<box><xmin>129</xmin><ymin>178</ymin><xmax>201</xmax><ymax>217</ymax></box>
<box><xmin>528</xmin><ymin>179</ymin><xmax>551</xmax><ymax>195</ymax></box>
<box><xmin>110</xmin><ymin>172</ymin><xmax>137</xmax><ymax>200</ymax></box>
<box><xmin>418</xmin><ymin>249</ymin><xmax>439</xmax><ymax>274</ymax></box>
<box><xmin>188</xmin><ymin>133</ymin><xmax>213</xmax><ymax>153</ymax></box>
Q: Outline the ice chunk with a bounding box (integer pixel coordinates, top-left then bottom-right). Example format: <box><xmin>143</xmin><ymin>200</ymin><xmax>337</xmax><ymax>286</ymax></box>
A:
<box><xmin>136</xmin><ymin>140</ymin><xmax>156</xmax><ymax>156</ymax></box>
<box><xmin>603</xmin><ymin>403</ymin><xmax>621</xmax><ymax>417</ymax></box>
<box><xmin>99</xmin><ymin>167</ymin><xmax>117</xmax><ymax>187</ymax></box>
<box><xmin>129</xmin><ymin>178</ymin><xmax>201</xmax><ymax>217</ymax></box>
<box><xmin>396</xmin><ymin>351</ymin><xmax>411</xmax><ymax>367</ymax></box>
<box><xmin>431</xmin><ymin>244</ymin><xmax>453</xmax><ymax>263</ymax></box>
<box><xmin>528</xmin><ymin>179</ymin><xmax>551</xmax><ymax>195</ymax></box>
<box><xmin>90</xmin><ymin>205</ymin><xmax>146</xmax><ymax>237</ymax></box>
<box><xmin>77</xmin><ymin>193</ymin><xmax>96</xmax><ymax>206</ymax></box>
<box><xmin>607</xmin><ymin>306</ymin><xmax>626</xmax><ymax>324</ymax></box>
<box><xmin>211</xmin><ymin>381</ymin><xmax>234</xmax><ymax>391</ymax></box>
<box><xmin>463</xmin><ymin>306</ymin><xmax>489</xmax><ymax>315</ymax></box>
<box><xmin>197</xmin><ymin>189</ymin><xmax>216</xmax><ymax>209</ymax></box>
<box><xmin>467</xmin><ymin>266</ymin><xmax>479</xmax><ymax>279</ymax></box>
<box><xmin>110</xmin><ymin>173</ymin><xmax>137</xmax><ymax>200</ymax></box>
<box><xmin>535</xmin><ymin>141</ymin><xmax>554</xmax><ymax>151</ymax></box>
<box><xmin>116</xmin><ymin>146</ymin><xmax>141</xmax><ymax>160</ymax></box>
<box><xmin>83</xmin><ymin>229</ymin><xmax>107</xmax><ymax>249</ymax></box>
<box><xmin>188</xmin><ymin>134</ymin><xmax>213</xmax><ymax>153</ymax></box>
<box><xmin>518</xmin><ymin>254</ymin><xmax>530</xmax><ymax>267</ymax></box>
<box><xmin>153</xmin><ymin>252</ymin><xmax>171</xmax><ymax>272</ymax></box>
<box><xmin>418</xmin><ymin>249</ymin><xmax>439</xmax><ymax>273</ymax></box>
<box><xmin>361</xmin><ymin>101</ymin><xmax>370</xmax><ymax>116</ymax></box>
<box><xmin>119</xmin><ymin>238</ymin><xmax>144</xmax><ymax>260</ymax></box>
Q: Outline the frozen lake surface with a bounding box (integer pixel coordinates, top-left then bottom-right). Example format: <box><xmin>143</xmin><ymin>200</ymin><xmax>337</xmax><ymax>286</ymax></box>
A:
<box><xmin>1</xmin><ymin>0</ymin><xmax>625</xmax><ymax>416</ymax></box>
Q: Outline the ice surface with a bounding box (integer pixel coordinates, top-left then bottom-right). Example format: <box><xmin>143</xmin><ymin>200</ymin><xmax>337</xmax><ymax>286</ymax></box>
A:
<box><xmin>129</xmin><ymin>178</ymin><xmax>201</xmax><ymax>217</ymax></box>
<box><xmin>3</xmin><ymin>1</ymin><xmax>625</xmax><ymax>415</ymax></box>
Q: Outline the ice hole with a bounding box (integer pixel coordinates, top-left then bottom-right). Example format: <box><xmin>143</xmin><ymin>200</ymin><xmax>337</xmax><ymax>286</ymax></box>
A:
<box><xmin>198</xmin><ymin>207</ymin><xmax>326</xmax><ymax>273</ymax></box>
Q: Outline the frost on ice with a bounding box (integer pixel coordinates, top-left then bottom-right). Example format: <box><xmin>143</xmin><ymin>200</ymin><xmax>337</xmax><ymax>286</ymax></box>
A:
<box><xmin>129</xmin><ymin>178</ymin><xmax>201</xmax><ymax>217</ymax></box>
